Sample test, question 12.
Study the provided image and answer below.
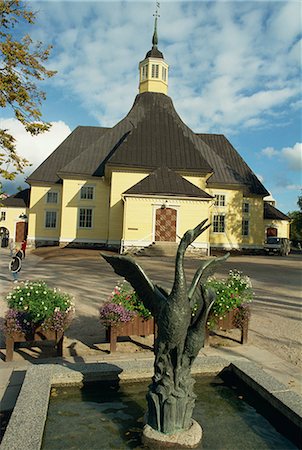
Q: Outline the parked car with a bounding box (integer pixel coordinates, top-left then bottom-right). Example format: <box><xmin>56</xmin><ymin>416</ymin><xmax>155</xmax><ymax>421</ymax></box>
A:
<box><xmin>264</xmin><ymin>237</ymin><xmax>290</xmax><ymax>256</ymax></box>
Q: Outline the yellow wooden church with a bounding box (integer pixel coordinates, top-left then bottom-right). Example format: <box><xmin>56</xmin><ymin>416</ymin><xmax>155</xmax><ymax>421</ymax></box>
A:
<box><xmin>0</xmin><ymin>21</ymin><xmax>290</xmax><ymax>253</ymax></box>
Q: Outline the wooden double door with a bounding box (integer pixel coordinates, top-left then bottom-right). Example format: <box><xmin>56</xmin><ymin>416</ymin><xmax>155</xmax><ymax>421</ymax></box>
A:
<box><xmin>155</xmin><ymin>207</ymin><xmax>177</xmax><ymax>242</ymax></box>
<box><xmin>15</xmin><ymin>221</ymin><xmax>28</xmax><ymax>242</ymax></box>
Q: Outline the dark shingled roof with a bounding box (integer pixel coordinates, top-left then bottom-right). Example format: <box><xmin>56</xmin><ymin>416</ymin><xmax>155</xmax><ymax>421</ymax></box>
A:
<box><xmin>26</xmin><ymin>92</ymin><xmax>270</xmax><ymax>198</ymax></box>
<box><xmin>145</xmin><ymin>47</ymin><xmax>164</xmax><ymax>59</ymax></box>
<box><xmin>198</xmin><ymin>134</ymin><xmax>269</xmax><ymax>196</ymax></box>
<box><xmin>264</xmin><ymin>202</ymin><xmax>290</xmax><ymax>221</ymax></box>
<box><xmin>123</xmin><ymin>167</ymin><xmax>213</xmax><ymax>199</ymax></box>
<box><xmin>2</xmin><ymin>189</ymin><xmax>30</xmax><ymax>207</ymax></box>
<box><xmin>59</xmin><ymin>93</ymin><xmax>213</xmax><ymax>176</ymax></box>
<box><xmin>27</xmin><ymin>126</ymin><xmax>109</xmax><ymax>183</ymax></box>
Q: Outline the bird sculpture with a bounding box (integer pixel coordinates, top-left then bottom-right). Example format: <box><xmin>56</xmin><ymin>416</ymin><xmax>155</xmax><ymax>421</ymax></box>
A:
<box><xmin>101</xmin><ymin>219</ymin><xmax>229</xmax><ymax>434</ymax></box>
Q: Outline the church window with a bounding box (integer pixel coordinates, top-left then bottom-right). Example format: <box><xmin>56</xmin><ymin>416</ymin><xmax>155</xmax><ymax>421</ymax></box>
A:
<box><xmin>80</xmin><ymin>186</ymin><xmax>94</xmax><ymax>200</ymax></box>
<box><xmin>142</xmin><ymin>64</ymin><xmax>148</xmax><ymax>80</ymax></box>
<box><xmin>79</xmin><ymin>208</ymin><xmax>93</xmax><ymax>228</ymax></box>
<box><xmin>242</xmin><ymin>219</ymin><xmax>249</xmax><ymax>236</ymax></box>
<box><xmin>47</xmin><ymin>191</ymin><xmax>58</xmax><ymax>203</ymax></box>
<box><xmin>45</xmin><ymin>211</ymin><xmax>57</xmax><ymax>228</ymax></box>
<box><xmin>242</xmin><ymin>202</ymin><xmax>250</xmax><ymax>213</ymax></box>
<box><xmin>1</xmin><ymin>211</ymin><xmax>6</xmax><ymax>221</ymax></box>
<box><xmin>152</xmin><ymin>64</ymin><xmax>159</xmax><ymax>78</ymax></box>
<box><xmin>213</xmin><ymin>214</ymin><xmax>225</xmax><ymax>233</ymax></box>
<box><xmin>214</xmin><ymin>194</ymin><xmax>226</xmax><ymax>207</ymax></box>
<box><xmin>162</xmin><ymin>67</ymin><xmax>167</xmax><ymax>81</ymax></box>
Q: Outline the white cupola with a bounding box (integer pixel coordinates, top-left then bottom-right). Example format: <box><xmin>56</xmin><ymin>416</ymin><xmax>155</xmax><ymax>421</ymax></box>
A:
<box><xmin>138</xmin><ymin>15</ymin><xmax>169</xmax><ymax>95</ymax></box>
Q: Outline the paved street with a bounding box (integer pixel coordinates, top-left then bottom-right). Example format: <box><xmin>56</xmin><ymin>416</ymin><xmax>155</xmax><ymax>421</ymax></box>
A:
<box><xmin>0</xmin><ymin>247</ymin><xmax>301</xmax><ymax>368</ymax></box>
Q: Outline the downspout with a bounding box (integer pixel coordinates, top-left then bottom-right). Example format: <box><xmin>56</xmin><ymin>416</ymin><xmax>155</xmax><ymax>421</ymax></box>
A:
<box><xmin>105</xmin><ymin>176</ymin><xmax>111</xmax><ymax>247</ymax></box>
<box><xmin>121</xmin><ymin>194</ymin><xmax>127</xmax><ymax>254</ymax></box>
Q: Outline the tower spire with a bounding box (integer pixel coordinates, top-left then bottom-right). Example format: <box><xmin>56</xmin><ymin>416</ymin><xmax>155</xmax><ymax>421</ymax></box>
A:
<box><xmin>139</xmin><ymin>1</ymin><xmax>168</xmax><ymax>95</ymax></box>
<box><xmin>152</xmin><ymin>2</ymin><xmax>160</xmax><ymax>47</ymax></box>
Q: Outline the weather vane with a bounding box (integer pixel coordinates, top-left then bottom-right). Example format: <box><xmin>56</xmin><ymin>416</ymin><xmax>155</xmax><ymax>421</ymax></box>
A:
<box><xmin>154</xmin><ymin>2</ymin><xmax>160</xmax><ymax>20</ymax></box>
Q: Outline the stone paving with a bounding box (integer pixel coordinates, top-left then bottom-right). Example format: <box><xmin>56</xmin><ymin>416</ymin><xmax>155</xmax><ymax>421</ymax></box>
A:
<box><xmin>0</xmin><ymin>246</ymin><xmax>301</xmax><ymax>420</ymax></box>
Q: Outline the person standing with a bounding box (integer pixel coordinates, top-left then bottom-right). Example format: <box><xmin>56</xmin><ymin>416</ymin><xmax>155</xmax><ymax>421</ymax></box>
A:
<box><xmin>9</xmin><ymin>253</ymin><xmax>22</xmax><ymax>282</ymax></box>
<box><xmin>21</xmin><ymin>240</ymin><xmax>27</xmax><ymax>258</ymax></box>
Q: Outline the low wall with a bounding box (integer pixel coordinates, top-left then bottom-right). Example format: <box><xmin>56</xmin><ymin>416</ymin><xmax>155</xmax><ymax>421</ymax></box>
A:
<box><xmin>1</xmin><ymin>357</ymin><xmax>301</xmax><ymax>450</ymax></box>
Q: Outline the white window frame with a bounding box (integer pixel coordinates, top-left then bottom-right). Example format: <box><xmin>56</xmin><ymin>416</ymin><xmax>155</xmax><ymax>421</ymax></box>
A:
<box><xmin>0</xmin><ymin>211</ymin><xmax>6</xmax><ymax>221</ymax></box>
<box><xmin>80</xmin><ymin>185</ymin><xmax>94</xmax><ymax>200</ymax></box>
<box><xmin>242</xmin><ymin>202</ymin><xmax>250</xmax><ymax>214</ymax></box>
<box><xmin>152</xmin><ymin>64</ymin><xmax>159</xmax><ymax>78</ymax></box>
<box><xmin>242</xmin><ymin>219</ymin><xmax>249</xmax><ymax>236</ymax></box>
<box><xmin>46</xmin><ymin>191</ymin><xmax>58</xmax><ymax>204</ymax></box>
<box><xmin>213</xmin><ymin>214</ymin><xmax>225</xmax><ymax>233</ymax></box>
<box><xmin>78</xmin><ymin>208</ymin><xmax>93</xmax><ymax>229</ymax></box>
<box><xmin>162</xmin><ymin>66</ymin><xmax>167</xmax><ymax>81</ymax></box>
<box><xmin>142</xmin><ymin>64</ymin><xmax>148</xmax><ymax>80</ymax></box>
<box><xmin>214</xmin><ymin>194</ymin><xmax>226</xmax><ymax>207</ymax></box>
<box><xmin>45</xmin><ymin>210</ymin><xmax>57</xmax><ymax>229</ymax></box>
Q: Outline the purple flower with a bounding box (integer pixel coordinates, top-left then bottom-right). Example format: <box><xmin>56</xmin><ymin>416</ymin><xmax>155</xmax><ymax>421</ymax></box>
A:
<box><xmin>3</xmin><ymin>309</ymin><xmax>35</xmax><ymax>335</ymax></box>
<box><xmin>99</xmin><ymin>303</ymin><xmax>134</xmax><ymax>326</ymax></box>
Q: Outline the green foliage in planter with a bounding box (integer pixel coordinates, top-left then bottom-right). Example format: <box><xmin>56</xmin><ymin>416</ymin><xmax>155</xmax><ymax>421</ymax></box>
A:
<box><xmin>205</xmin><ymin>270</ymin><xmax>253</xmax><ymax>329</ymax></box>
<box><xmin>109</xmin><ymin>281</ymin><xmax>152</xmax><ymax>320</ymax></box>
<box><xmin>4</xmin><ymin>280</ymin><xmax>75</xmax><ymax>335</ymax></box>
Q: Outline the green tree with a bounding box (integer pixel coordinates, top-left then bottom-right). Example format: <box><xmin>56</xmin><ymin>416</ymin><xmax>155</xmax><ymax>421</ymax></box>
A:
<box><xmin>297</xmin><ymin>193</ymin><xmax>302</xmax><ymax>211</ymax></box>
<box><xmin>288</xmin><ymin>192</ymin><xmax>302</xmax><ymax>242</ymax></box>
<box><xmin>0</xmin><ymin>0</ymin><xmax>55</xmax><ymax>183</ymax></box>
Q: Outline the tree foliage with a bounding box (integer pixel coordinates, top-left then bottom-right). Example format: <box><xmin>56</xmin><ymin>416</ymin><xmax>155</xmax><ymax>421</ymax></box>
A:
<box><xmin>297</xmin><ymin>193</ymin><xmax>302</xmax><ymax>212</ymax></box>
<box><xmin>288</xmin><ymin>192</ymin><xmax>302</xmax><ymax>242</ymax></box>
<box><xmin>0</xmin><ymin>0</ymin><xmax>55</xmax><ymax>181</ymax></box>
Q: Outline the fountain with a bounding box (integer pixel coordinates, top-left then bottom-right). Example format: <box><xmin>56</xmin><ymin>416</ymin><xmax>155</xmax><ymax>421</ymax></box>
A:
<box><xmin>102</xmin><ymin>219</ymin><xmax>230</xmax><ymax>448</ymax></box>
<box><xmin>1</xmin><ymin>222</ymin><xmax>300</xmax><ymax>450</ymax></box>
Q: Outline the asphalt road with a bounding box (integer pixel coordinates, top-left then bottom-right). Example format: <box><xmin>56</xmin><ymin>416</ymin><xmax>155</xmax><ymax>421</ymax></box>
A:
<box><xmin>0</xmin><ymin>247</ymin><xmax>301</xmax><ymax>367</ymax></box>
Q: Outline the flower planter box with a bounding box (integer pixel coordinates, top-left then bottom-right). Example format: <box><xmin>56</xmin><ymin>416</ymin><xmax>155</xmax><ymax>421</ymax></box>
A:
<box><xmin>204</xmin><ymin>307</ymin><xmax>249</xmax><ymax>346</ymax></box>
<box><xmin>106</xmin><ymin>315</ymin><xmax>156</xmax><ymax>352</ymax></box>
<box><xmin>5</xmin><ymin>327</ymin><xmax>64</xmax><ymax>362</ymax></box>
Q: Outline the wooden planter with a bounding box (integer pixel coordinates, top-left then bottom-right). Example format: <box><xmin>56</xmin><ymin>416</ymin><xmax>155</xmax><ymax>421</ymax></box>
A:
<box><xmin>205</xmin><ymin>307</ymin><xmax>249</xmax><ymax>346</ymax></box>
<box><xmin>5</xmin><ymin>327</ymin><xmax>64</xmax><ymax>362</ymax></box>
<box><xmin>106</xmin><ymin>315</ymin><xmax>156</xmax><ymax>352</ymax></box>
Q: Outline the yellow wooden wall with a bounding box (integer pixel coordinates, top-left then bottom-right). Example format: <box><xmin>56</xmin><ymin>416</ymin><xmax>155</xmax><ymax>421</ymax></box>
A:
<box><xmin>60</xmin><ymin>178</ymin><xmax>110</xmax><ymax>243</ymax></box>
<box><xmin>28</xmin><ymin>184</ymin><xmax>62</xmax><ymax>241</ymax></box>
<box><xmin>264</xmin><ymin>219</ymin><xmax>290</xmax><ymax>238</ymax></box>
<box><xmin>108</xmin><ymin>171</ymin><xmax>148</xmax><ymax>243</ymax></box>
<box><xmin>0</xmin><ymin>206</ymin><xmax>28</xmax><ymax>241</ymax></box>
<box><xmin>123</xmin><ymin>196</ymin><xmax>211</xmax><ymax>245</ymax></box>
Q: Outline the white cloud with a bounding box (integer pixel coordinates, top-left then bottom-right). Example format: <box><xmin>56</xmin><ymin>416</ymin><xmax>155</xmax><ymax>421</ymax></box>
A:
<box><xmin>28</xmin><ymin>1</ymin><xmax>301</xmax><ymax>133</ymax></box>
<box><xmin>281</xmin><ymin>143</ymin><xmax>302</xmax><ymax>171</ymax></box>
<box><xmin>261</xmin><ymin>142</ymin><xmax>302</xmax><ymax>171</ymax></box>
<box><xmin>261</xmin><ymin>147</ymin><xmax>278</xmax><ymax>158</ymax></box>
<box><xmin>285</xmin><ymin>184</ymin><xmax>302</xmax><ymax>191</ymax></box>
<box><xmin>0</xmin><ymin>118</ymin><xmax>71</xmax><ymax>192</ymax></box>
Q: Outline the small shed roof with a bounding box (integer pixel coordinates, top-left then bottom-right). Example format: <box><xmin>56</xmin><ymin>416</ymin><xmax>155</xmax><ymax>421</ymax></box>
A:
<box><xmin>264</xmin><ymin>202</ymin><xmax>290</xmax><ymax>220</ymax></box>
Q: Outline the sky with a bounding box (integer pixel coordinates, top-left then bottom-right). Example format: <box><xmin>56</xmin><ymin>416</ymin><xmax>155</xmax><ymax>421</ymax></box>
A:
<box><xmin>1</xmin><ymin>0</ymin><xmax>301</xmax><ymax>213</ymax></box>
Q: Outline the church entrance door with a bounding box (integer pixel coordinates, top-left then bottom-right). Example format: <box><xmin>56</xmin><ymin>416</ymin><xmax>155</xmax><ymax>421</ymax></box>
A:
<box><xmin>15</xmin><ymin>222</ymin><xmax>28</xmax><ymax>242</ymax></box>
<box><xmin>155</xmin><ymin>207</ymin><xmax>177</xmax><ymax>242</ymax></box>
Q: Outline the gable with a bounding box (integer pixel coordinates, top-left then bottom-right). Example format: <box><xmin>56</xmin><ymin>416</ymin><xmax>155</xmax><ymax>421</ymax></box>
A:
<box><xmin>123</xmin><ymin>167</ymin><xmax>213</xmax><ymax>199</ymax></box>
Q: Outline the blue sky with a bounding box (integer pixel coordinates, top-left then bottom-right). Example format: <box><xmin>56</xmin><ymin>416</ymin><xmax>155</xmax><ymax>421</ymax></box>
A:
<box><xmin>1</xmin><ymin>0</ymin><xmax>301</xmax><ymax>212</ymax></box>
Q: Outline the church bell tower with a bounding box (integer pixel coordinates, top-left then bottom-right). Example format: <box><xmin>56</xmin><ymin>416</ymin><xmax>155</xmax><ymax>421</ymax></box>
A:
<box><xmin>138</xmin><ymin>7</ymin><xmax>169</xmax><ymax>95</ymax></box>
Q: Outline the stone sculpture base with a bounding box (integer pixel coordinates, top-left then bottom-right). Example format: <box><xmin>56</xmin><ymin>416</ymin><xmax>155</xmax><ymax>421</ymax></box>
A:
<box><xmin>142</xmin><ymin>420</ymin><xmax>202</xmax><ymax>449</ymax></box>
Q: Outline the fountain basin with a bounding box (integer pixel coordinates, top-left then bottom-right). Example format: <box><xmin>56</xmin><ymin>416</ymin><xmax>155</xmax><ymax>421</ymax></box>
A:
<box><xmin>0</xmin><ymin>357</ymin><xmax>301</xmax><ymax>450</ymax></box>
